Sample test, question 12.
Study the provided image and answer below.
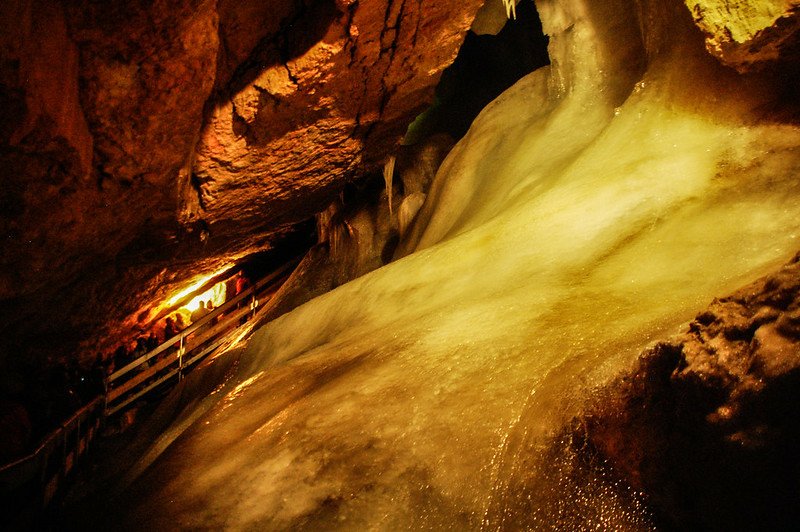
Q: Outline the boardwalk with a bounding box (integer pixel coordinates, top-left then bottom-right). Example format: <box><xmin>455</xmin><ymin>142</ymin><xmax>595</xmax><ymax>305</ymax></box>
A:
<box><xmin>0</xmin><ymin>260</ymin><xmax>296</xmax><ymax>528</ymax></box>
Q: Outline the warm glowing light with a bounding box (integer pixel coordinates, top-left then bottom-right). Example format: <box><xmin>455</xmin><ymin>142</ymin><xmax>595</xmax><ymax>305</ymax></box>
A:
<box><xmin>165</xmin><ymin>266</ymin><xmax>231</xmax><ymax>308</ymax></box>
<box><xmin>185</xmin><ymin>282</ymin><xmax>227</xmax><ymax>312</ymax></box>
<box><xmin>109</xmin><ymin>2</ymin><xmax>800</xmax><ymax>528</ymax></box>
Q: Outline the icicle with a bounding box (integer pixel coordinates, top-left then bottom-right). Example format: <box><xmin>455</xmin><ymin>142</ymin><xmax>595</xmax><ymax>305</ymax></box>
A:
<box><xmin>502</xmin><ymin>0</ymin><xmax>516</xmax><ymax>20</ymax></box>
<box><xmin>316</xmin><ymin>202</ymin><xmax>336</xmax><ymax>244</ymax></box>
<box><xmin>383</xmin><ymin>155</ymin><xmax>396</xmax><ymax>217</ymax></box>
<box><xmin>397</xmin><ymin>192</ymin><xmax>426</xmax><ymax>238</ymax></box>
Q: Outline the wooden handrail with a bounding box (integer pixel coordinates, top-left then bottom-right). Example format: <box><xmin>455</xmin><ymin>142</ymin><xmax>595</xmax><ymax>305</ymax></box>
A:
<box><xmin>0</xmin><ymin>396</ymin><xmax>104</xmax><ymax>476</ymax></box>
<box><xmin>0</xmin><ymin>258</ymin><xmax>300</xmax><ymax>527</ymax></box>
<box><xmin>108</xmin><ymin>260</ymin><xmax>296</xmax><ymax>383</ymax></box>
<box><xmin>105</xmin><ymin>304</ymin><xmax>252</xmax><ymax>403</ymax></box>
<box><xmin>105</xmin><ymin>259</ymin><xmax>298</xmax><ymax>416</ymax></box>
<box><xmin>108</xmin><ymin>285</ymin><xmax>247</xmax><ymax>382</ymax></box>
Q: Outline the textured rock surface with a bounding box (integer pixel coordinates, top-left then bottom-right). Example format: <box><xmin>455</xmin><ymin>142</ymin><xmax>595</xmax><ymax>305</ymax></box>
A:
<box><xmin>685</xmin><ymin>0</ymin><xmax>800</xmax><ymax>71</ymax></box>
<box><xmin>0</xmin><ymin>0</ymin><xmax>482</xmax><ymax>368</ymax></box>
<box><xmin>582</xmin><ymin>253</ymin><xmax>800</xmax><ymax>529</ymax></box>
<box><xmin>189</xmin><ymin>0</ymin><xmax>483</xmax><ymax>251</ymax></box>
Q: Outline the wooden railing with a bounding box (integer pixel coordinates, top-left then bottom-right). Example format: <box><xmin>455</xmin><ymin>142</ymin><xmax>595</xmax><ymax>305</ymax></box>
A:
<box><xmin>0</xmin><ymin>396</ymin><xmax>104</xmax><ymax>527</ymax></box>
<box><xmin>0</xmin><ymin>259</ymin><xmax>298</xmax><ymax>525</ymax></box>
<box><xmin>105</xmin><ymin>261</ymin><xmax>295</xmax><ymax>416</ymax></box>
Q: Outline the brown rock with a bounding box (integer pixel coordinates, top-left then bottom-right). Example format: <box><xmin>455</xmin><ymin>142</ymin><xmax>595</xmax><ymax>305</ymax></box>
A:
<box><xmin>0</xmin><ymin>0</ymin><xmax>93</xmax><ymax>299</ymax></box>
<box><xmin>66</xmin><ymin>0</ymin><xmax>219</xmax><ymax>188</ymax></box>
<box><xmin>0</xmin><ymin>0</ymin><xmax>483</xmax><ymax>368</ymax></box>
<box><xmin>0</xmin><ymin>0</ymin><xmax>223</xmax><ymax>370</ymax></box>
<box><xmin>214</xmin><ymin>0</ymin><xmax>297</xmax><ymax>91</ymax></box>
<box><xmin>685</xmin><ymin>0</ymin><xmax>800</xmax><ymax>71</ymax></box>
<box><xmin>190</xmin><ymin>0</ymin><xmax>484</xmax><ymax>251</ymax></box>
<box><xmin>580</xmin><ymin>253</ymin><xmax>800</xmax><ymax>528</ymax></box>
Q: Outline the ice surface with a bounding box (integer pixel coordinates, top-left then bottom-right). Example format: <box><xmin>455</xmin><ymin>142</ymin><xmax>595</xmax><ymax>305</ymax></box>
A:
<box><xmin>112</xmin><ymin>1</ymin><xmax>800</xmax><ymax>529</ymax></box>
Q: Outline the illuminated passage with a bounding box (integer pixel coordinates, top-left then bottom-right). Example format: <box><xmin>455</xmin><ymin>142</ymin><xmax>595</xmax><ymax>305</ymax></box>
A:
<box><xmin>111</xmin><ymin>1</ymin><xmax>800</xmax><ymax>529</ymax></box>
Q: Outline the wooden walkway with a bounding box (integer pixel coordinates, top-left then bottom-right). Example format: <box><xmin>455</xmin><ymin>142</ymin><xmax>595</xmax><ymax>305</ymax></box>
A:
<box><xmin>0</xmin><ymin>260</ymin><xmax>296</xmax><ymax>527</ymax></box>
<box><xmin>105</xmin><ymin>262</ymin><xmax>293</xmax><ymax>416</ymax></box>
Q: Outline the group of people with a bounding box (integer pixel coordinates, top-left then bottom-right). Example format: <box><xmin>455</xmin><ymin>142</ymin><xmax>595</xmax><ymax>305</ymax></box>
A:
<box><xmin>111</xmin><ymin>331</ymin><xmax>159</xmax><ymax>371</ymax></box>
<box><xmin>108</xmin><ymin>297</ymin><xmax>224</xmax><ymax>378</ymax></box>
<box><xmin>109</xmin><ymin>313</ymin><xmax>190</xmax><ymax>377</ymax></box>
<box><xmin>189</xmin><ymin>300</ymin><xmax>217</xmax><ymax>331</ymax></box>
<box><xmin>1</xmin><ymin>270</ymin><xmax>256</xmax><ymax>463</ymax></box>
<box><xmin>162</xmin><ymin>313</ymin><xmax>188</xmax><ymax>343</ymax></box>
<box><xmin>98</xmin><ymin>270</ymin><xmax>253</xmax><ymax>385</ymax></box>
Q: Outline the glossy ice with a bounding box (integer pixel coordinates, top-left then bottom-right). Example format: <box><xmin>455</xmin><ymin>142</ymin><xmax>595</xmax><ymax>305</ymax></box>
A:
<box><xmin>114</xmin><ymin>1</ymin><xmax>800</xmax><ymax>529</ymax></box>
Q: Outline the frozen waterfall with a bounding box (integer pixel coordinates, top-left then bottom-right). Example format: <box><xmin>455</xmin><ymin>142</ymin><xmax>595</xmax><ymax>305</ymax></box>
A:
<box><xmin>102</xmin><ymin>1</ymin><xmax>800</xmax><ymax>529</ymax></box>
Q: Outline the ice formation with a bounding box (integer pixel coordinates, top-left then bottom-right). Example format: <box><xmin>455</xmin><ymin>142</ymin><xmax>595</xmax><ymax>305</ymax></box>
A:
<box><xmin>109</xmin><ymin>0</ymin><xmax>800</xmax><ymax>529</ymax></box>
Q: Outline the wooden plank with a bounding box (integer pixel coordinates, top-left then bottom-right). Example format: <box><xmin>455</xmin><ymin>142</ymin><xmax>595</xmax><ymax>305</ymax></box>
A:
<box><xmin>107</xmin><ymin>351</ymin><xmax>179</xmax><ymax>402</ymax></box>
<box><xmin>105</xmin><ymin>262</ymin><xmax>294</xmax><ymax>415</ymax></box>
<box><xmin>109</xmin><ymin>331</ymin><xmax>181</xmax><ymax>382</ymax></box>
<box><xmin>108</xmin><ymin>261</ymin><xmax>294</xmax><ymax>384</ymax></box>
<box><xmin>184</xmin><ymin>305</ymin><xmax>252</xmax><ymax>351</ymax></box>
<box><xmin>108</xmin><ymin>306</ymin><xmax>250</xmax><ymax>403</ymax></box>
<box><xmin>107</xmin><ymin>317</ymin><xmax>245</xmax><ymax>415</ymax></box>
<box><xmin>109</xmin><ymin>282</ymin><xmax>246</xmax><ymax>382</ymax></box>
<box><xmin>106</xmin><ymin>367</ymin><xmax>179</xmax><ymax>416</ymax></box>
<box><xmin>107</xmin><ymin>313</ymin><xmax>244</xmax><ymax>407</ymax></box>
<box><xmin>184</xmin><ymin>329</ymin><xmax>236</xmax><ymax>368</ymax></box>
<box><xmin>109</xmin><ymin>298</ymin><xmax>232</xmax><ymax>383</ymax></box>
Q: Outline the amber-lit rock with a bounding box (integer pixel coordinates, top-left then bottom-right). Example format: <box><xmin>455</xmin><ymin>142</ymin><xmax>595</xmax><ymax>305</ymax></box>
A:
<box><xmin>0</xmin><ymin>0</ymin><xmax>93</xmax><ymax>298</ymax></box>
<box><xmin>67</xmin><ymin>0</ymin><xmax>219</xmax><ymax>187</ymax></box>
<box><xmin>582</xmin><ymin>253</ymin><xmax>800</xmax><ymax>528</ymax></box>
<box><xmin>0</xmin><ymin>0</ymin><xmax>228</xmax><ymax>373</ymax></box>
<box><xmin>189</xmin><ymin>0</ymin><xmax>483</xmax><ymax>251</ymax></box>
<box><xmin>685</xmin><ymin>0</ymin><xmax>800</xmax><ymax>71</ymax></box>
<box><xmin>0</xmin><ymin>0</ymin><xmax>482</xmax><ymax>368</ymax></box>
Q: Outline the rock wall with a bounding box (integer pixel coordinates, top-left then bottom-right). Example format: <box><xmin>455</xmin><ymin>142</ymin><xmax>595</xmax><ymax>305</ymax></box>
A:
<box><xmin>189</xmin><ymin>0</ymin><xmax>481</xmax><ymax>252</ymax></box>
<box><xmin>582</xmin><ymin>253</ymin><xmax>800</xmax><ymax>528</ymax></box>
<box><xmin>686</xmin><ymin>0</ymin><xmax>800</xmax><ymax>71</ymax></box>
<box><xmin>0</xmin><ymin>0</ymin><xmax>483</xmax><ymax>368</ymax></box>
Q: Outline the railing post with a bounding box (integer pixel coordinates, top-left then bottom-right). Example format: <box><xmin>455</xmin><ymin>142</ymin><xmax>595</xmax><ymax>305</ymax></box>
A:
<box><xmin>103</xmin><ymin>380</ymin><xmax>109</xmax><ymax>417</ymax></box>
<box><xmin>77</xmin><ymin>418</ymin><xmax>82</xmax><ymax>459</ymax></box>
<box><xmin>61</xmin><ymin>429</ymin><xmax>67</xmax><ymax>482</ymax></box>
<box><xmin>178</xmin><ymin>334</ymin><xmax>185</xmax><ymax>381</ymax></box>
